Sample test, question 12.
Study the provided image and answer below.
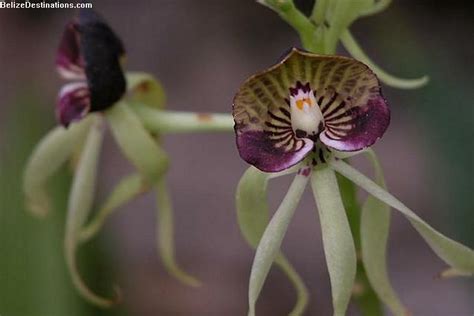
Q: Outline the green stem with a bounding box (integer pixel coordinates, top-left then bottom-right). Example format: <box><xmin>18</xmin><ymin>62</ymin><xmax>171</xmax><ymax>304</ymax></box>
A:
<box><xmin>260</xmin><ymin>0</ymin><xmax>319</xmax><ymax>51</ymax></box>
<box><xmin>310</xmin><ymin>0</ymin><xmax>329</xmax><ymax>25</ymax></box>
<box><xmin>132</xmin><ymin>103</ymin><xmax>234</xmax><ymax>134</ymax></box>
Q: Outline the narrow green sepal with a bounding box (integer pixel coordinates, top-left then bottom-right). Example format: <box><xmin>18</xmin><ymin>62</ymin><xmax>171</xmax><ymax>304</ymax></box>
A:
<box><xmin>23</xmin><ymin>116</ymin><xmax>93</xmax><ymax>217</ymax></box>
<box><xmin>361</xmin><ymin>150</ymin><xmax>406</xmax><ymax>316</ymax></box>
<box><xmin>156</xmin><ymin>177</ymin><xmax>201</xmax><ymax>287</ymax></box>
<box><xmin>106</xmin><ymin>101</ymin><xmax>169</xmax><ymax>184</ymax></box>
<box><xmin>247</xmin><ymin>170</ymin><xmax>309</xmax><ymax>316</ymax></box>
<box><xmin>311</xmin><ymin>166</ymin><xmax>356</xmax><ymax>316</ymax></box>
<box><xmin>236</xmin><ymin>166</ymin><xmax>308</xmax><ymax>315</ymax></box>
<box><xmin>331</xmin><ymin>160</ymin><xmax>474</xmax><ymax>275</ymax></box>
<box><xmin>341</xmin><ymin>30</ymin><xmax>429</xmax><ymax>89</ymax></box>
<box><xmin>64</xmin><ymin>117</ymin><xmax>119</xmax><ymax>308</ymax></box>
<box><xmin>79</xmin><ymin>173</ymin><xmax>147</xmax><ymax>243</ymax></box>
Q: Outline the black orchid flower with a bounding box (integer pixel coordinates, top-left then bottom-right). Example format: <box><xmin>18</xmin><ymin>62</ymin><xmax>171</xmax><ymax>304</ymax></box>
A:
<box><xmin>25</xmin><ymin>7</ymin><xmax>236</xmax><ymax>308</ymax></box>
<box><xmin>56</xmin><ymin>8</ymin><xmax>126</xmax><ymax>127</ymax></box>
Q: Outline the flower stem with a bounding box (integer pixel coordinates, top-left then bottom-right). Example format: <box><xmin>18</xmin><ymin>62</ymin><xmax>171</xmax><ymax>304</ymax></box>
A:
<box><xmin>132</xmin><ymin>103</ymin><xmax>234</xmax><ymax>134</ymax></box>
<box><xmin>259</xmin><ymin>0</ymin><xmax>318</xmax><ymax>51</ymax></box>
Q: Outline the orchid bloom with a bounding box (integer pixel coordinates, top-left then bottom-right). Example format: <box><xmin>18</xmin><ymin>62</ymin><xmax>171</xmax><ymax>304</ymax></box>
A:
<box><xmin>233</xmin><ymin>48</ymin><xmax>474</xmax><ymax>316</ymax></box>
<box><xmin>23</xmin><ymin>8</ymin><xmax>236</xmax><ymax>308</ymax></box>
<box><xmin>56</xmin><ymin>8</ymin><xmax>126</xmax><ymax>127</ymax></box>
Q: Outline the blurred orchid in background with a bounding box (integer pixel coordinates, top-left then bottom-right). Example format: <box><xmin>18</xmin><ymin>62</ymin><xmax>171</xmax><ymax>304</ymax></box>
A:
<box><xmin>23</xmin><ymin>8</ymin><xmax>234</xmax><ymax>308</ymax></box>
<box><xmin>55</xmin><ymin>9</ymin><xmax>126</xmax><ymax>127</ymax></box>
<box><xmin>233</xmin><ymin>1</ymin><xmax>474</xmax><ymax>316</ymax></box>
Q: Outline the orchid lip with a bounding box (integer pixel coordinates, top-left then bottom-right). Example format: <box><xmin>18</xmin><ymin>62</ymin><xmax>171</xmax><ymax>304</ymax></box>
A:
<box><xmin>55</xmin><ymin>8</ymin><xmax>127</xmax><ymax>126</ymax></box>
<box><xmin>57</xmin><ymin>82</ymin><xmax>91</xmax><ymax>128</ymax></box>
<box><xmin>233</xmin><ymin>48</ymin><xmax>390</xmax><ymax>172</ymax></box>
<box><xmin>56</xmin><ymin>22</ymin><xmax>85</xmax><ymax>81</ymax></box>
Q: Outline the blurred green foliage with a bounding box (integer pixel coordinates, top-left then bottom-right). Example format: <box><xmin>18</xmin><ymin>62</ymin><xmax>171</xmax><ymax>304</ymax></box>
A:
<box><xmin>0</xmin><ymin>91</ymin><xmax>124</xmax><ymax>316</ymax></box>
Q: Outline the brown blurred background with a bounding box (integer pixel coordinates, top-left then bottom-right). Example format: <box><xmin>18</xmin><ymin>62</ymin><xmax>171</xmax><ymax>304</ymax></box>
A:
<box><xmin>0</xmin><ymin>1</ymin><xmax>473</xmax><ymax>315</ymax></box>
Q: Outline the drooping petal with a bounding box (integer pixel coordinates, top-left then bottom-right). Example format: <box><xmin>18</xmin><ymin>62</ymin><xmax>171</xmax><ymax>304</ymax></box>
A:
<box><xmin>236</xmin><ymin>167</ymin><xmax>308</xmax><ymax>315</ymax></box>
<box><xmin>77</xmin><ymin>8</ymin><xmax>126</xmax><ymax>112</ymax></box>
<box><xmin>156</xmin><ymin>177</ymin><xmax>201</xmax><ymax>287</ymax></box>
<box><xmin>341</xmin><ymin>30</ymin><xmax>429</xmax><ymax>89</ymax></box>
<box><xmin>330</xmin><ymin>159</ymin><xmax>474</xmax><ymax>274</ymax></box>
<box><xmin>23</xmin><ymin>117</ymin><xmax>93</xmax><ymax>217</ymax></box>
<box><xmin>64</xmin><ymin>117</ymin><xmax>119</xmax><ymax>307</ymax></box>
<box><xmin>233</xmin><ymin>48</ymin><xmax>390</xmax><ymax>172</ymax></box>
<box><xmin>311</xmin><ymin>166</ymin><xmax>356</xmax><ymax>316</ymax></box>
<box><xmin>248</xmin><ymin>169</ymin><xmax>309</xmax><ymax>316</ymax></box>
<box><xmin>361</xmin><ymin>149</ymin><xmax>406</xmax><ymax>316</ymax></box>
<box><xmin>57</xmin><ymin>82</ymin><xmax>91</xmax><ymax>128</ymax></box>
<box><xmin>106</xmin><ymin>102</ymin><xmax>169</xmax><ymax>184</ymax></box>
<box><xmin>79</xmin><ymin>173</ymin><xmax>146</xmax><ymax>243</ymax></box>
<box><xmin>56</xmin><ymin>22</ymin><xmax>85</xmax><ymax>80</ymax></box>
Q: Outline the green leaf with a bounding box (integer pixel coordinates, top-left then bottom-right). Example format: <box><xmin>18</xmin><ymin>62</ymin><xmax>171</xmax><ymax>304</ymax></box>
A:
<box><xmin>64</xmin><ymin>118</ymin><xmax>118</xmax><ymax>308</ymax></box>
<box><xmin>126</xmin><ymin>72</ymin><xmax>166</xmax><ymax>109</ymax></box>
<box><xmin>341</xmin><ymin>30</ymin><xmax>429</xmax><ymax>89</ymax></box>
<box><xmin>156</xmin><ymin>177</ymin><xmax>201</xmax><ymax>287</ymax></box>
<box><xmin>79</xmin><ymin>173</ymin><xmax>147</xmax><ymax>243</ymax></box>
<box><xmin>236</xmin><ymin>166</ymin><xmax>308</xmax><ymax>316</ymax></box>
<box><xmin>361</xmin><ymin>150</ymin><xmax>406</xmax><ymax>316</ymax></box>
<box><xmin>311</xmin><ymin>166</ymin><xmax>356</xmax><ymax>316</ymax></box>
<box><xmin>23</xmin><ymin>117</ymin><xmax>93</xmax><ymax>217</ymax></box>
<box><xmin>331</xmin><ymin>159</ymin><xmax>474</xmax><ymax>274</ymax></box>
<box><xmin>247</xmin><ymin>170</ymin><xmax>309</xmax><ymax>316</ymax></box>
<box><xmin>106</xmin><ymin>101</ymin><xmax>169</xmax><ymax>184</ymax></box>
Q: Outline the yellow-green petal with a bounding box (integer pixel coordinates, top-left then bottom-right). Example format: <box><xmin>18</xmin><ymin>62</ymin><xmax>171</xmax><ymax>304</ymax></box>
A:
<box><xmin>236</xmin><ymin>166</ymin><xmax>308</xmax><ymax>315</ymax></box>
<box><xmin>23</xmin><ymin>117</ymin><xmax>92</xmax><ymax>217</ymax></box>
<box><xmin>331</xmin><ymin>160</ymin><xmax>474</xmax><ymax>274</ymax></box>
<box><xmin>79</xmin><ymin>173</ymin><xmax>146</xmax><ymax>243</ymax></box>
<box><xmin>106</xmin><ymin>101</ymin><xmax>169</xmax><ymax>184</ymax></box>
<box><xmin>247</xmin><ymin>170</ymin><xmax>309</xmax><ymax>316</ymax></box>
<box><xmin>341</xmin><ymin>30</ymin><xmax>429</xmax><ymax>89</ymax></box>
<box><xmin>64</xmin><ymin>118</ymin><xmax>118</xmax><ymax>307</ymax></box>
<box><xmin>156</xmin><ymin>177</ymin><xmax>201</xmax><ymax>287</ymax></box>
<box><xmin>311</xmin><ymin>166</ymin><xmax>356</xmax><ymax>316</ymax></box>
<box><xmin>361</xmin><ymin>150</ymin><xmax>406</xmax><ymax>315</ymax></box>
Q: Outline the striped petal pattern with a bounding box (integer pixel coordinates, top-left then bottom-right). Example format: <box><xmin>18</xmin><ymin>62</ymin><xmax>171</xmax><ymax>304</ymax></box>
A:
<box><xmin>233</xmin><ymin>48</ymin><xmax>389</xmax><ymax>172</ymax></box>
